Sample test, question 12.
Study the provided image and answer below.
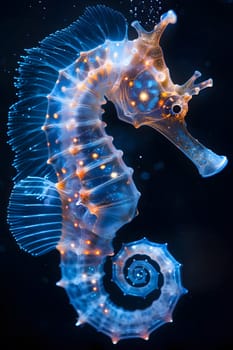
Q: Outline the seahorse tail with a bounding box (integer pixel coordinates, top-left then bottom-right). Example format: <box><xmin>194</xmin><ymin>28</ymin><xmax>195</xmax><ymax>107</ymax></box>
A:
<box><xmin>57</xmin><ymin>235</ymin><xmax>186</xmax><ymax>344</ymax></box>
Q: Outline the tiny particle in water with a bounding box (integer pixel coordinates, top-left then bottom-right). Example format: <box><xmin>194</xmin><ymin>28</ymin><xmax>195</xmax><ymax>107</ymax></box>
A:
<box><xmin>153</xmin><ymin>161</ymin><xmax>165</xmax><ymax>172</ymax></box>
<box><xmin>140</xmin><ymin>171</ymin><xmax>151</xmax><ymax>180</ymax></box>
<box><xmin>129</xmin><ymin>0</ymin><xmax>163</xmax><ymax>28</ymax></box>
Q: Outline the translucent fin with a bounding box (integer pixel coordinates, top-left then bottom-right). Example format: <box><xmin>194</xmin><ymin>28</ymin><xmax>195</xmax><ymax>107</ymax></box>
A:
<box><xmin>8</xmin><ymin>97</ymin><xmax>57</xmax><ymax>182</ymax></box>
<box><xmin>8</xmin><ymin>177</ymin><xmax>62</xmax><ymax>256</ymax></box>
<box><xmin>8</xmin><ymin>5</ymin><xmax>128</xmax><ymax>181</ymax></box>
<box><xmin>15</xmin><ymin>5</ymin><xmax>127</xmax><ymax>99</ymax></box>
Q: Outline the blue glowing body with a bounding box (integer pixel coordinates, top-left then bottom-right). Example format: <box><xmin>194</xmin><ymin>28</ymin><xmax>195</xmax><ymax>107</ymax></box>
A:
<box><xmin>7</xmin><ymin>5</ymin><xmax>227</xmax><ymax>344</ymax></box>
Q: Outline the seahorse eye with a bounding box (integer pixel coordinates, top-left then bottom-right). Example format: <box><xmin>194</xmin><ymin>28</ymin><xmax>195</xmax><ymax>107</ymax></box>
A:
<box><xmin>172</xmin><ymin>104</ymin><xmax>181</xmax><ymax>114</ymax></box>
<box><xmin>162</xmin><ymin>96</ymin><xmax>184</xmax><ymax>118</ymax></box>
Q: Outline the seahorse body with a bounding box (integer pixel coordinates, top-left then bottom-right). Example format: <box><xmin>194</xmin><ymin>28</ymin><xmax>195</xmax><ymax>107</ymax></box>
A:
<box><xmin>7</xmin><ymin>6</ymin><xmax>227</xmax><ymax>344</ymax></box>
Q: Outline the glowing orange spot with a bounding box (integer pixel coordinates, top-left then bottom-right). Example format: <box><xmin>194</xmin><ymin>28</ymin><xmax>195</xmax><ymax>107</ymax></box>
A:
<box><xmin>80</xmin><ymin>190</ymin><xmax>90</xmax><ymax>203</ymax></box>
<box><xmin>129</xmin><ymin>81</ymin><xmax>134</xmax><ymax>87</ymax></box>
<box><xmin>139</xmin><ymin>91</ymin><xmax>149</xmax><ymax>102</ymax></box>
<box><xmin>69</xmin><ymin>101</ymin><xmax>78</xmax><ymax>108</ymax></box>
<box><xmin>161</xmin><ymin>92</ymin><xmax>168</xmax><ymax>98</ymax></box>
<box><xmin>93</xmin><ymin>287</ymin><xmax>97</xmax><ymax>291</ymax></box>
<box><xmin>124</xmin><ymin>76</ymin><xmax>129</xmax><ymax>81</ymax></box>
<box><xmin>142</xmin><ymin>334</ymin><xmax>149</xmax><ymax>341</ymax></box>
<box><xmin>95</xmin><ymin>250</ymin><xmax>101</xmax><ymax>256</ymax></box>
<box><xmin>91</xmin><ymin>73</ymin><xmax>98</xmax><ymax>81</ymax></box>
<box><xmin>92</xmin><ymin>152</ymin><xmax>99</xmax><ymax>159</ymax></box>
<box><xmin>61</xmin><ymin>168</ymin><xmax>67</xmax><ymax>174</ymax></box>
<box><xmin>74</xmin><ymin>222</ymin><xmax>78</xmax><ymax>228</ymax></box>
<box><xmin>158</xmin><ymin>99</ymin><xmax>164</xmax><ymax>107</ymax></box>
<box><xmin>68</xmin><ymin>197</ymin><xmax>72</xmax><ymax>203</ymax></box>
<box><xmin>56</xmin><ymin>181</ymin><xmax>65</xmax><ymax>190</ymax></box>
<box><xmin>78</xmin><ymin>160</ymin><xmax>84</xmax><ymax>166</ymax></box>
<box><xmin>112</xmin><ymin>337</ymin><xmax>119</xmax><ymax>345</ymax></box>
<box><xmin>53</xmin><ymin>113</ymin><xmax>59</xmax><ymax>119</ymax></box>
<box><xmin>84</xmin><ymin>250</ymin><xmax>90</xmax><ymax>255</ymax></box>
<box><xmin>85</xmin><ymin>240</ymin><xmax>91</xmax><ymax>245</ymax></box>
<box><xmin>73</xmin><ymin>137</ymin><xmax>78</xmax><ymax>143</ymax></box>
<box><xmin>87</xmin><ymin>76</ymin><xmax>93</xmax><ymax>84</ymax></box>
<box><xmin>76</xmin><ymin>168</ymin><xmax>86</xmax><ymax>180</ymax></box>
<box><xmin>144</xmin><ymin>59</ymin><xmax>152</xmax><ymax>66</ymax></box>
<box><xmin>98</xmin><ymin>67</ymin><xmax>105</xmax><ymax>77</ymax></box>
<box><xmin>77</xmin><ymin>83</ymin><xmax>85</xmax><ymax>91</ymax></box>
<box><xmin>110</xmin><ymin>171</ymin><xmax>118</xmax><ymax>178</ymax></box>
<box><xmin>89</xmin><ymin>204</ymin><xmax>98</xmax><ymax>215</ymax></box>
<box><xmin>105</xmin><ymin>62</ymin><xmax>112</xmax><ymax>75</ymax></box>
<box><xmin>74</xmin><ymin>193</ymin><xmax>79</xmax><ymax>198</ymax></box>
<box><xmin>69</xmin><ymin>146</ymin><xmax>79</xmax><ymax>155</ymax></box>
<box><xmin>66</xmin><ymin>118</ymin><xmax>76</xmax><ymax>130</ymax></box>
<box><xmin>130</xmin><ymin>100</ymin><xmax>136</xmax><ymax>107</ymax></box>
<box><xmin>100</xmin><ymin>164</ymin><xmax>106</xmax><ymax>170</ymax></box>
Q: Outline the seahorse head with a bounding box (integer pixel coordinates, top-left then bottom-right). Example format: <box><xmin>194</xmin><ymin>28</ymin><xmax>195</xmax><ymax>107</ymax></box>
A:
<box><xmin>112</xmin><ymin>10</ymin><xmax>227</xmax><ymax>177</ymax></box>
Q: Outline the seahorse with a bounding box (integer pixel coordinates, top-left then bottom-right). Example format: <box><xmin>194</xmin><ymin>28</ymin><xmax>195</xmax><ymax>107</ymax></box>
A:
<box><xmin>7</xmin><ymin>5</ymin><xmax>227</xmax><ymax>344</ymax></box>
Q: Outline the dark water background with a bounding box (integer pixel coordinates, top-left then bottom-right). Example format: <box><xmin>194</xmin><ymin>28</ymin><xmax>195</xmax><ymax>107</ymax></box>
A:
<box><xmin>0</xmin><ymin>0</ymin><xmax>232</xmax><ymax>349</ymax></box>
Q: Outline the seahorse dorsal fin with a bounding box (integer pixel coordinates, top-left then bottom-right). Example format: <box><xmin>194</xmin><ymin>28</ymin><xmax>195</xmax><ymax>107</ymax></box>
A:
<box><xmin>8</xmin><ymin>176</ymin><xmax>62</xmax><ymax>256</ymax></box>
<box><xmin>8</xmin><ymin>5</ymin><xmax>128</xmax><ymax>182</ymax></box>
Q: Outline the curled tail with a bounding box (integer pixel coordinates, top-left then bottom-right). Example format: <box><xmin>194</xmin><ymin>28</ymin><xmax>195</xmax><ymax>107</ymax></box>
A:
<box><xmin>58</xmin><ymin>235</ymin><xmax>186</xmax><ymax>343</ymax></box>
